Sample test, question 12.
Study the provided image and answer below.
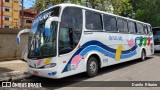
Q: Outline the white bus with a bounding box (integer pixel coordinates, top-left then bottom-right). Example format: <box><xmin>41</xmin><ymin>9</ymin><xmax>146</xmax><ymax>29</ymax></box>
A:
<box><xmin>17</xmin><ymin>4</ymin><xmax>154</xmax><ymax>79</ymax></box>
<box><xmin>153</xmin><ymin>27</ymin><xmax>160</xmax><ymax>51</ymax></box>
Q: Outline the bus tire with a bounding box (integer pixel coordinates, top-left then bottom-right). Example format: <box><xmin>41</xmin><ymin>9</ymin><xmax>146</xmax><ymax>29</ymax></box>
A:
<box><xmin>86</xmin><ymin>57</ymin><xmax>98</xmax><ymax>77</ymax></box>
<box><xmin>141</xmin><ymin>49</ymin><xmax>146</xmax><ymax>61</ymax></box>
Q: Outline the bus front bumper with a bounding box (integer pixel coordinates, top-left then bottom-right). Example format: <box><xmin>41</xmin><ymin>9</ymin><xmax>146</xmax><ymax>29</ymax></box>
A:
<box><xmin>28</xmin><ymin>66</ymin><xmax>61</xmax><ymax>79</ymax></box>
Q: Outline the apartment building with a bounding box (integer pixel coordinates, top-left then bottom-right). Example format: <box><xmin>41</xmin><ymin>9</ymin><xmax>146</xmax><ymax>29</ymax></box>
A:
<box><xmin>20</xmin><ymin>7</ymin><xmax>39</xmax><ymax>29</ymax></box>
<box><xmin>0</xmin><ymin>0</ymin><xmax>20</xmax><ymax>28</ymax></box>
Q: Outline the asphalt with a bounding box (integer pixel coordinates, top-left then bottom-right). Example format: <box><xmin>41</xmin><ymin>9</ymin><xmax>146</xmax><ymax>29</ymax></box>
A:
<box><xmin>0</xmin><ymin>60</ymin><xmax>30</xmax><ymax>82</ymax></box>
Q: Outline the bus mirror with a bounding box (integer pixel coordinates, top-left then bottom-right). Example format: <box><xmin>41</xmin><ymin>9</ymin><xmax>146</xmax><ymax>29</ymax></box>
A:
<box><xmin>45</xmin><ymin>17</ymin><xmax>55</xmax><ymax>37</ymax></box>
<box><xmin>17</xmin><ymin>37</ymin><xmax>20</xmax><ymax>44</ymax></box>
<box><xmin>45</xmin><ymin>27</ymin><xmax>51</xmax><ymax>37</ymax></box>
<box><xmin>45</xmin><ymin>17</ymin><xmax>60</xmax><ymax>37</ymax></box>
<box><xmin>17</xmin><ymin>29</ymin><xmax>30</xmax><ymax>44</ymax></box>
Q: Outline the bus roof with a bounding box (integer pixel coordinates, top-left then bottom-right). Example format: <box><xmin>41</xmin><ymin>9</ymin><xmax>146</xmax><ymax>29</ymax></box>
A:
<box><xmin>38</xmin><ymin>3</ymin><xmax>151</xmax><ymax>26</ymax></box>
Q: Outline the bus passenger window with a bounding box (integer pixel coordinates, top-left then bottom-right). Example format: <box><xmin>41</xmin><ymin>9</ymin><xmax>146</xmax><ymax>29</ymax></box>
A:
<box><xmin>103</xmin><ymin>15</ymin><xmax>117</xmax><ymax>31</ymax></box>
<box><xmin>144</xmin><ymin>25</ymin><xmax>148</xmax><ymax>34</ymax></box>
<box><xmin>59</xmin><ymin>28</ymin><xmax>73</xmax><ymax>54</ymax></box>
<box><xmin>117</xmin><ymin>19</ymin><xmax>128</xmax><ymax>33</ymax></box>
<box><xmin>148</xmin><ymin>26</ymin><xmax>152</xmax><ymax>35</ymax></box>
<box><xmin>86</xmin><ymin>11</ymin><xmax>103</xmax><ymax>30</ymax></box>
<box><xmin>136</xmin><ymin>23</ymin><xmax>144</xmax><ymax>34</ymax></box>
<box><xmin>128</xmin><ymin>21</ymin><xmax>136</xmax><ymax>33</ymax></box>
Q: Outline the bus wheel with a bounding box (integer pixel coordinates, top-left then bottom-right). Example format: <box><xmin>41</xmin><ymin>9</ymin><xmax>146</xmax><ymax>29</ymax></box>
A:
<box><xmin>86</xmin><ymin>57</ymin><xmax>98</xmax><ymax>77</ymax></box>
<box><xmin>141</xmin><ymin>49</ymin><xmax>146</xmax><ymax>61</ymax></box>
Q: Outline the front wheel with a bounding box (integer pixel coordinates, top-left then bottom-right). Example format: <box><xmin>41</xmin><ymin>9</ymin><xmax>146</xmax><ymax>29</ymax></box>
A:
<box><xmin>86</xmin><ymin>57</ymin><xmax>98</xmax><ymax>77</ymax></box>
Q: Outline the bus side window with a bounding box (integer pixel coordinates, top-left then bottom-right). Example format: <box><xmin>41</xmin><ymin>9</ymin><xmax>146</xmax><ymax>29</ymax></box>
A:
<box><xmin>59</xmin><ymin>28</ymin><xmax>73</xmax><ymax>54</ymax></box>
<box><xmin>128</xmin><ymin>21</ymin><xmax>136</xmax><ymax>34</ymax></box>
<box><xmin>144</xmin><ymin>25</ymin><xmax>148</xmax><ymax>34</ymax></box>
<box><xmin>147</xmin><ymin>25</ymin><xmax>152</xmax><ymax>35</ymax></box>
<box><xmin>117</xmin><ymin>18</ymin><xmax>128</xmax><ymax>33</ymax></box>
<box><xmin>136</xmin><ymin>23</ymin><xmax>144</xmax><ymax>34</ymax></box>
<box><xmin>86</xmin><ymin>11</ymin><xmax>103</xmax><ymax>30</ymax></box>
<box><xmin>103</xmin><ymin>15</ymin><xmax>117</xmax><ymax>31</ymax></box>
<box><xmin>59</xmin><ymin>7</ymin><xmax>83</xmax><ymax>55</ymax></box>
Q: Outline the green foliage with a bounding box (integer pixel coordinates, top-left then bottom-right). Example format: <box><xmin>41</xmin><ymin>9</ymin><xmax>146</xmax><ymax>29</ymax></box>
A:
<box><xmin>130</xmin><ymin>0</ymin><xmax>160</xmax><ymax>26</ymax></box>
<box><xmin>111</xmin><ymin>0</ymin><xmax>133</xmax><ymax>17</ymax></box>
<box><xmin>34</xmin><ymin>0</ymin><xmax>113</xmax><ymax>13</ymax></box>
<box><xmin>33</xmin><ymin>0</ymin><xmax>160</xmax><ymax>26</ymax></box>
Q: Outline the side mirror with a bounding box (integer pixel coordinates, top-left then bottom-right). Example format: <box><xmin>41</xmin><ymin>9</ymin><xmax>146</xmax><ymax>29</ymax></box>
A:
<box><xmin>44</xmin><ymin>17</ymin><xmax>52</xmax><ymax>37</ymax></box>
<box><xmin>45</xmin><ymin>17</ymin><xmax>55</xmax><ymax>37</ymax></box>
<box><xmin>17</xmin><ymin>29</ymin><xmax>30</xmax><ymax>44</ymax></box>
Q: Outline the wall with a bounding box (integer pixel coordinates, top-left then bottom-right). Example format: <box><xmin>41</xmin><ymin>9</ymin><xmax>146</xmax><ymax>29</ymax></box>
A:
<box><xmin>0</xmin><ymin>28</ymin><xmax>28</xmax><ymax>61</ymax></box>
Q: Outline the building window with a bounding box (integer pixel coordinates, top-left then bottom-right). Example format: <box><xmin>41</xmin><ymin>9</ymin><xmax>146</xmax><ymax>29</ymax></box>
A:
<box><xmin>14</xmin><ymin>1</ymin><xmax>18</xmax><ymax>3</ymax></box>
<box><xmin>4</xmin><ymin>25</ymin><xmax>10</xmax><ymax>28</ymax></box>
<box><xmin>14</xmin><ymin>18</ymin><xmax>18</xmax><ymax>20</ymax></box>
<box><xmin>4</xmin><ymin>7</ymin><xmax>11</xmax><ymax>12</ymax></box>
<box><xmin>4</xmin><ymin>17</ymin><xmax>10</xmax><ymax>21</ymax></box>
<box><xmin>5</xmin><ymin>0</ymin><xmax>10</xmax><ymax>3</ymax></box>
<box><xmin>26</xmin><ymin>20</ymin><xmax>32</xmax><ymax>23</ymax></box>
<box><xmin>5</xmin><ymin>8</ymin><xmax>10</xmax><ymax>12</ymax></box>
<box><xmin>14</xmin><ymin>10</ymin><xmax>18</xmax><ymax>12</ymax></box>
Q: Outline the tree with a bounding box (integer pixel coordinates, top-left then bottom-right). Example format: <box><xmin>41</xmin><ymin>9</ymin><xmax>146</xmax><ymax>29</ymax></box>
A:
<box><xmin>111</xmin><ymin>0</ymin><xmax>133</xmax><ymax>17</ymax></box>
<box><xmin>34</xmin><ymin>0</ymin><xmax>113</xmax><ymax>13</ymax></box>
<box><xmin>130</xmin><ymin>0</ymin><xmax>160</xmax><ymax>26</ymax></box>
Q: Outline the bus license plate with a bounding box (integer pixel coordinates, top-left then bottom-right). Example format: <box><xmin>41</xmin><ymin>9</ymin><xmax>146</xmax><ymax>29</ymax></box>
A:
<box><xmin>33</xmin><ymin>71</ymin><xmax>38</xmax><ymax>75</ymax></box>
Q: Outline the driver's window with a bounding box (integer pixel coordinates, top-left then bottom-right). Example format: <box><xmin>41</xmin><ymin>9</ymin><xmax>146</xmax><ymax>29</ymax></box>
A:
<box><xmin>59</xmin><ymin>7</ymin><xmax>82</xmax><ymax>55</ymax></box>
<box><xmin>59</xmin><ymin>28</ymin><xmax>72</xmax><ymax>54</ymax></box>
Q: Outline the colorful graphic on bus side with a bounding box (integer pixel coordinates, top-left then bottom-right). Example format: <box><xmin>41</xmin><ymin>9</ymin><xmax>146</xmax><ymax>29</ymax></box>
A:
<box><xmin>62</xmin><ymin>36</ymin><xmax>152</xmax><ymax>73</ymax></box>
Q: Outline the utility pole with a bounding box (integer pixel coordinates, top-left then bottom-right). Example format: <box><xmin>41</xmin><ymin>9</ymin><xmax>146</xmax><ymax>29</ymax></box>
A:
<box><xmin>21</xmin><ymin>0</ymin><xmax>24</xmax><ymax>29</ymax></box>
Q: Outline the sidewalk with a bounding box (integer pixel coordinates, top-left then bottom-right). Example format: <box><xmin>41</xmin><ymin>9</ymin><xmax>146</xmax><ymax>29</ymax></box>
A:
<box><xmin>0</xmin><ymin>60</ymin><xmax>32</xmax><ymax>81</ymax></box>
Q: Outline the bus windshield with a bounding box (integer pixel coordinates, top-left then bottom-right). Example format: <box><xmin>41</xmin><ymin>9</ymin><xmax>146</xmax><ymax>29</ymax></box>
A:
<box><xmin>153</xmin><ymin>28</ymin><xmax>160</xmax><ymax>45</ymax></box>
<box><xmin>28</xmin><ymin>20</ymin><xmax>58</xmax><ymax>59</ymax></box>
<box><xmin>28</xmin><ymin>7</ymin><xmax>60</xmax><ymax>59</ymax></box>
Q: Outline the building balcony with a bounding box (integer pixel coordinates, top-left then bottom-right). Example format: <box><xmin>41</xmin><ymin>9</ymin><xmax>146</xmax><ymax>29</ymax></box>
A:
<box><xmin>3</xmin><ymin>12</ymin><xmax>12</xmax><ymax>16</ymax></box>
<box><xmin>3</xmin><ymin>2</ymin><xmax>12</xmax><ymax>7</ymax></box>
<box><xmin>3</xmin><ymin>21</ymin><xmax>12</xmax><ymax>25</ymax></box>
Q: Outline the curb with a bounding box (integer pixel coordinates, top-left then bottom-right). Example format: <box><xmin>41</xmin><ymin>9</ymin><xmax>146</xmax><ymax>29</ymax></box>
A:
<box><xmin>0</xmin><ymin>71</ymin><xmax>32</xmax><ymax>81</ymax></box>
<box><xmin>0</xmin><ymin>58</ymin><xmax>21</xmax><ymax>62</ymax></box>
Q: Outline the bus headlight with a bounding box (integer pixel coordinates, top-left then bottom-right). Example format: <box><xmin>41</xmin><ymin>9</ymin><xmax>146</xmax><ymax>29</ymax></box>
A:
<box><xmin>45</xmin><ymin>63</ymin><xmax>56</xmax><ymax>68</ymax></box>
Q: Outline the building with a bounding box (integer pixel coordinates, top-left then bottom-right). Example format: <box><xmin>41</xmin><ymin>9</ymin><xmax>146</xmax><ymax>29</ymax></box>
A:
<box><xmin>20</xmin><ymin>7</ymin><xmax>39</xmax><ymax>29</ymax></box>
<box><xmin>0</xmin><ymin>0</ymin><xmax>20</xmax><ymax>28</ymax></box>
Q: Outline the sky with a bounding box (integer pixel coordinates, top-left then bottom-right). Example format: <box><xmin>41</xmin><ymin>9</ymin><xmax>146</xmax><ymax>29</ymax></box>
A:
<box><xmin>24</xmin><ymin>0</ymin><xmax>35</xmax><ymax>9</ymax></box>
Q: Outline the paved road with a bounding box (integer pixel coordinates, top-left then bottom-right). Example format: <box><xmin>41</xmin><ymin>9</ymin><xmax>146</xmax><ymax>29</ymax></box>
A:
<box><xmin>0</xmin><ymin>60</ymin><xmax>28</xmax><ymax>73</ymax></box>
<box><xmin>2</xmin><ymin>53</ymin><xmax>160</xmax><ymax>90</ymax></box>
